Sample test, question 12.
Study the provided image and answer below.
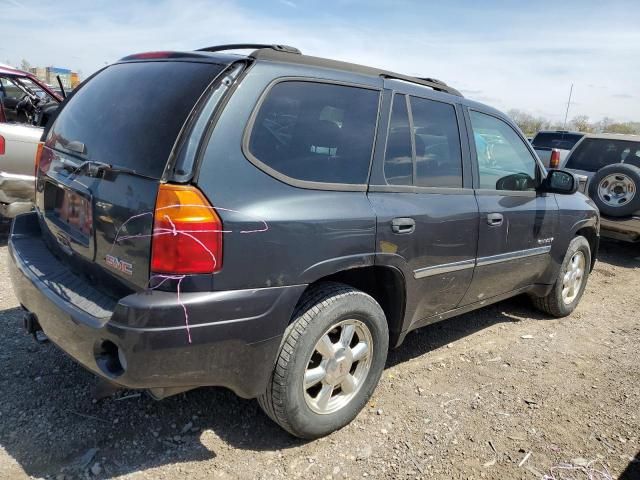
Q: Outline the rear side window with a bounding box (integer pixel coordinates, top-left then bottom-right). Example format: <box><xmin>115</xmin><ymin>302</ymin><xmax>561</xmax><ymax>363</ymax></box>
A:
<box><xmin>47</xmin><ymin>61</ymin><xmax>224</xmax><ymax>178</ymax></box>
<box><xmin>532</xmin><ymin>132</ymin><xmax>583</xmax><ymax>150</ymax></box>
<box><xmin>411</xmin><ymin>97</ymin><xmax>462</xmax><ymax>188</ymax></box>
<box><xmin>565</xmin><ymin>138</ymin><xmax>640</xmax><ymax>172</ymax></box>
<box><xmin>248</xmin><ymin>81</ymin><xmax>379</xmax><ymax>185</ymax></box>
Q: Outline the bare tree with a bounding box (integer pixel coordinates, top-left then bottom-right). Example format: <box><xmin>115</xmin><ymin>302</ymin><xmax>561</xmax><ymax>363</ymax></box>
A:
<box><xmin>569</xmin><ymin>115</ymin><xmax>594</xmax><ymax>133</ymax></box>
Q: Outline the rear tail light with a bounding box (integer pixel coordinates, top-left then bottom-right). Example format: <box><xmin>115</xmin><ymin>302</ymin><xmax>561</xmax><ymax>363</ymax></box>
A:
<box><xmin>550</xmin><ymin>148</ymin><xmax>561</xmax><ymax>169</ymax></box>
<box><xmin>0</xmin><ymin>135</ymin><xmax>5</xmax><ymax>155</ymax></box>
<box><xmin>150</xmin><ymin>184</ymin><xmax>223</xmax><ymax>274</ymax></box>
<box><xmin>34</xmin><ymin>142</ymin><xmax>44</xmax><ymax>175</ymax></box>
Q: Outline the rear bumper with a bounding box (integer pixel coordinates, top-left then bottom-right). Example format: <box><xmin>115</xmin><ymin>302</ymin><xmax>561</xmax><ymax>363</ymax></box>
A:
<box><xmin>600</xmin><ymin>215</ymin><xmax>640</xmax><ymax>241</ymax></box>
<box><xmin>8</xmin><ymin>212</ymin><xmax>306</xmax><ymax>398</ymax></box>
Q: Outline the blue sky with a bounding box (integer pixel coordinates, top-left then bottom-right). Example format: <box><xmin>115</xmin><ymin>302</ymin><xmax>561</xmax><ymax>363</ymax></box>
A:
<box><xmin>2</xmin><ymin>0</ymin><xmax>639</xmax><ymax>122</ymax></box>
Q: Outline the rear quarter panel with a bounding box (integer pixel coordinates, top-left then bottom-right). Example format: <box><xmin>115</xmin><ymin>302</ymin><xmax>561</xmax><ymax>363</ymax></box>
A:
<box><xmin>194</xmin><ymin>62</ymin><xmax>382</xmax><ymax>291</ymax></box>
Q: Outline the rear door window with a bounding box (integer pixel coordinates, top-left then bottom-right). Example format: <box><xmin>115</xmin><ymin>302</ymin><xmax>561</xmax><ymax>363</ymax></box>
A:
<box><xmin>248</xmin><ymin>81</ymin><xmax>380</xmax><ymax>185</ymax></box>
<box><xmin>565</xmin><ymin>138</ymin><xmax>640</xmax><ymax>171</ymax></box>
<box><xmin>47</xmin><ymin>61</ymin><xmax>224</xmax><ymax>179</ymax></box>
<box><xmin>410</xmin><ymin>96</ymin><xmax>463</xmax><ymax>188</ymax></box>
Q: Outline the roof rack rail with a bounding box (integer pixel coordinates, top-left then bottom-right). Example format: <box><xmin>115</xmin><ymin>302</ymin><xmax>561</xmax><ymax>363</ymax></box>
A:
<box><xmin>381</xmin><ymin>74</ymin><xmax>463</xmax><ymax>97</ymax></box>
<box><xmin>417</xmin><ymin>77</ymin><xmax>446</xmax><ymax>85</ymax></box>
<box><xmin>196</xmin><ymin>44</ymin><xmax>301</xmax><ymax>55</ymax></box>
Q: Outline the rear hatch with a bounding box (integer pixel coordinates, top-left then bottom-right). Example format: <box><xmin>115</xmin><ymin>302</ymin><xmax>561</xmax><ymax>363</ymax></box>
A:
<box><xmin>36</xmin><ymin>59</ymin><xmax>232</xmax><ymax>297</ymax></box>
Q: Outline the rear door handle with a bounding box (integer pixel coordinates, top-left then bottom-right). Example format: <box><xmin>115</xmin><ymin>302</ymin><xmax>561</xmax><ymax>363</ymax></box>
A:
<box><xmin>391</xmin><ymin>217</ymin><xmax>415</xmax><ymax>234</ymax></box>
<box><xmin>487</xmin><ymin>213</ymin><xmax>504</xmax><ymax>226</ymax></box>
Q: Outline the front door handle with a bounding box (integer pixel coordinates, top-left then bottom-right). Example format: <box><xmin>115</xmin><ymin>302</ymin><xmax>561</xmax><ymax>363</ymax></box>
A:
<box><xmin>487</xmin><ymin>213</ymin><xmax>504</xmax><ymax>226</ymax></box>
<box><xmin>391</xmin><ymin>217</ymin><xmax>415</xmax><ymax>234</ymax></box>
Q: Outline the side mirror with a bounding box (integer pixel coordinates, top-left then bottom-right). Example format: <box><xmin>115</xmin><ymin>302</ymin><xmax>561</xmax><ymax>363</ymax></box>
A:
<box><xmin>540</xmin><ymin>169</ymin><xmax>578</xmax><ymax>194</ymax></box>
<box><xmin>495</xmin><ymin>173</ymin><xmax>536</xmax><ymax>191</ymax></box>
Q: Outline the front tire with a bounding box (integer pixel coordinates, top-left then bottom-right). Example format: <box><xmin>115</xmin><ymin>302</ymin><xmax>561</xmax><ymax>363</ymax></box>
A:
<box><xmin>531</xmin><ymin>236</ymin><xmax>591</xmax><ymax>317</ymax></box>
<box><xmin>258</xmin><ymin>282</ymin><xmax>389</xmax><ymax>439</ymax></box>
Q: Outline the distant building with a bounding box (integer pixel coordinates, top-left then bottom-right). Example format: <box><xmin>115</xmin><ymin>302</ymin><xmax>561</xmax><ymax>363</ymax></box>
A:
<box><xmin>29</xmin><ymin>66</ymin><xmax>81</xmax><ymax>90</ymax></box>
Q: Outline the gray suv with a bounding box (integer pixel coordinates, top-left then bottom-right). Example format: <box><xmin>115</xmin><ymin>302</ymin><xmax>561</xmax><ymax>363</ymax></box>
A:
<box><xmin>8</xmin><ymin>44</ymin><xmax>599</xmax><ymax>439</ymax></box>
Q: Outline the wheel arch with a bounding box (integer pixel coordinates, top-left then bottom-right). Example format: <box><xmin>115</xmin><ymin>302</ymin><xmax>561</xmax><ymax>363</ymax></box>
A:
<box><xmin>294</xmin><ymin>265</ymin><xmax>407</xmax><ymax>349</ymax></box>
<box><xmin>575</xmin><ymin>225</ymin><xmax>599</xmax><ymax>271</ymax></box>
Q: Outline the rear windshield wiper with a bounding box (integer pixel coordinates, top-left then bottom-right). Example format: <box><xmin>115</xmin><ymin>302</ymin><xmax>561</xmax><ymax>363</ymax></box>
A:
<box><xmin>65</xmin><ymin>160</ymin><xmax>139</xmax><ymax>177</ymax></box>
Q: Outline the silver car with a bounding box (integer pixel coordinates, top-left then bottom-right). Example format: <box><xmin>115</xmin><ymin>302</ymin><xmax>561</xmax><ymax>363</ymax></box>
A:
<box><xmin>0</xmin><ymin>65</ymin><xmax>61</xmax><ymax>219</ymax></box>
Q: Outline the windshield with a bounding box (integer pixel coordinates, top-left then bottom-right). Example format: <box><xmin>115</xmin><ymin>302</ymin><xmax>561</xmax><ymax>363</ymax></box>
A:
<box><xmin>46</xmin><ymin>61</ymin><xmax>224</xmax><ymax>178</ymax></box>
<box><xmin>565</xmin><ymin>138</ymin><xmax>640</xmax><ymax>172</ymax></box>
<box><xmin>532</xmin><ymin>132</ymin><xmax>583</xmax><ymax>150</ymax></box>
<box><xmin>16</xmin><ymin>78</ymin><xmax>57</xmax><ymax>102</ymax></box>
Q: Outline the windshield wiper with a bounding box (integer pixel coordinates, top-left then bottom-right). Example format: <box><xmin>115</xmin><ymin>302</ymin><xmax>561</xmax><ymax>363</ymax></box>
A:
<box><xmin>66</xmin><ymin>160</ymin><xmax>139</xmax><ymax>177</ymax></box>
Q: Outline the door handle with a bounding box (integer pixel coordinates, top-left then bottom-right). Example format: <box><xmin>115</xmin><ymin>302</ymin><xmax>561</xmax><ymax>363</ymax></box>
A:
<box><xmin>391</xmin><ymin>217</ymin><xmax>415</xmax><ymax>234</ymax></box>
<box><xmin>487</xmin><ymin>213</ymin><xmax>504</xmax><ymax>226</ymax></box>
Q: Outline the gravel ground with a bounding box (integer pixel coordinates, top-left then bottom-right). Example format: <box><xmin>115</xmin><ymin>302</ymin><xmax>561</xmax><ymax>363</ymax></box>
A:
<box><xmin>0</xmin><ymin>230</ymin><xmax>638</xmax><ymax>480</ymax></box>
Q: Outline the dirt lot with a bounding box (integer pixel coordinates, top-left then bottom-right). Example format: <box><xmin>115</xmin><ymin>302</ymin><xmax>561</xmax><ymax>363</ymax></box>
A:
<box><xmin>0</xmin><ymin>232</ymin><xmax>638</xmax><ymax>480</ymax></box>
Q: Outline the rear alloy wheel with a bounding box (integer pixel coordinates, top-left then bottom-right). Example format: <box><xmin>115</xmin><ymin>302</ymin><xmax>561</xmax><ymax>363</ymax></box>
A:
<box><xmin>588</xmin><ymin>163</ymin><xmax>640</xmax><ymax>217</ymax></box>
<box><xmin>258</xmin><ymin>283</ymin><xmax>388</xmax><ymax>439</ymax></box>
<box><xmin>531</xmin><ymin>235</ymin><xmax>591</xmax><ymax>317</ymax></box>
<box><xmin>303</xmin><ymin>319</ymin><xmax>373</xmax><ymax>415</ymax></box>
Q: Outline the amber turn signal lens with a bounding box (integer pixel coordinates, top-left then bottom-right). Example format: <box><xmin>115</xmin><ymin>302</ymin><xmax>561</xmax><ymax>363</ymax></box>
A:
<box><xmin>151</xmin><ymin>184</ymin><xmax>223</xmax><ymax>274</ymax></box>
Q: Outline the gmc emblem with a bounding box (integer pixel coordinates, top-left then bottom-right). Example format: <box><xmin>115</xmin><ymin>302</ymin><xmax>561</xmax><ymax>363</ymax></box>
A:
<box><xmin>105</xmin><ymin>254</ymin><xmax>133</xmax><ymax>275</ymax></box>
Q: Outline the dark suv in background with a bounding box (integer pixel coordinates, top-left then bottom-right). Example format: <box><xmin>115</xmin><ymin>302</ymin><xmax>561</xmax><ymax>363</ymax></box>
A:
<box><xmin>8</xmin><ymin>44</ymin><xmax>599</xmax><ymax>439</ymax></box>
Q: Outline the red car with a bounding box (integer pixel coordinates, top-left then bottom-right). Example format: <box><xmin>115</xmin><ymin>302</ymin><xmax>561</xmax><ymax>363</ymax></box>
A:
<box><xmin>0</xmin><ymin>64</ymin><xmax>62</xmax><ymax>125</ymax></box>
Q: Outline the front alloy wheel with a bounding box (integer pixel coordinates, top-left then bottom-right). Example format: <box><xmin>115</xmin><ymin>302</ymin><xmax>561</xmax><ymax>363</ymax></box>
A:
<box><xmin>531</xmin><ymin>235</ymin><xmax>591</xmax><ymax>317</ymax></box>
<box><xmin>561</xmin><ymin>250</ymin><xmax>586</xmax><ymax>305</ymax></box>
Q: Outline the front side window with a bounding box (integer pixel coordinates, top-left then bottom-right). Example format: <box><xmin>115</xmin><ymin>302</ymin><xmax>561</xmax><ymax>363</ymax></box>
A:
<box><xmin>248</xmin><ymin>81</ymin><xmax>379</xmax><ymax>185</ymax></box>
<box><xmin>411</xmin><ymin>97</ymin><xmax>462</xmax><ymax>188</ymax></box>
<box><xmin>470</xmin><ymin>111</ymin><xmax>538</xmax><ymax>191</ymax></box>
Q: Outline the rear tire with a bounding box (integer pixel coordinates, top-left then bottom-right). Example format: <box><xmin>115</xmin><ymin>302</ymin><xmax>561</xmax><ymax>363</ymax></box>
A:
<box><xmin>258</xmin><ymin>282</ymin><xmax>389</xmax><ymax>439</ymax></box>
<box><xmin>531</xmin><ymin>236</ymin><xmax>591</xmax><ymax>317</ymax></box>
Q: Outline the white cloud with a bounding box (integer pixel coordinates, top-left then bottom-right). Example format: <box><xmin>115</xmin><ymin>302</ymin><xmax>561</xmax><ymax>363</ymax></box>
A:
<box><xmin>2</xmin><ymin>0</ymin><xmax>639</xmax><ymax>122</ymax></box>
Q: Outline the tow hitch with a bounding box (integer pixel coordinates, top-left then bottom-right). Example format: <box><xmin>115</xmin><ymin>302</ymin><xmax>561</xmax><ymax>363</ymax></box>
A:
<box><xmin>22</xmin><ymin>311</ymin><xmax>48</xmax><ymax>343</ymax></box>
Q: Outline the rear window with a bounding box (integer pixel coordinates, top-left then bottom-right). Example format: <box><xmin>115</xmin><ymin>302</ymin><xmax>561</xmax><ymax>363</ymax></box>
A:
<box><xmin>565</xmin><ymin>138</ymin><xmax>640</xmax><ymax>172</ymax></box>
<box><xmin>248</xmin><ymin>81</ymin><xmax>379</xmax><ymax>185</ymax></box>
<box><xmin>532</xmin><ymin>132</ymin><xmax>583</xmax><ymax>150</ymax></box>
<box><xmin>47</xmin><ymin>61</ymin><xmax>224</xmax><ymax>178</ymax></box>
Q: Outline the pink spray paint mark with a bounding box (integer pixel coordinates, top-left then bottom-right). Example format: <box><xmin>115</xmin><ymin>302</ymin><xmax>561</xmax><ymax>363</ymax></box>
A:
<box><xmin>110</xmin><ymin>204</ymin><xmax>269</xmax><ymax>343</ymax></box>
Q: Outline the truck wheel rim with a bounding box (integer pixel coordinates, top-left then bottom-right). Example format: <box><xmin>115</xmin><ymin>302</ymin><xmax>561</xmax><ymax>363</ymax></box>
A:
<box><xmin>562</xmin><ymin>251</ymin><xmax>586</xmax><ymax>304</ymax></box>
<box><xmin>303</xmin><ymin>319</ymin><xmax>373</xmax><ymax>415</ymax></box>
<box><xmin>597</xmin><ymin>173</ymin><xmax>636</xmax><ymax>207</ymax></box>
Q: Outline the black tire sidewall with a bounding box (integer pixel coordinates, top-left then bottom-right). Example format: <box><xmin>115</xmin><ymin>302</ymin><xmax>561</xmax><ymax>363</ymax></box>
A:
<box><xmin>283</xmin><ymin>291</ymin><xmax>388</xmax><ymax>439</ymax></box>
<box><xmin>588</xmin><ymin>164</ymin><xmax>640</xmax><ymax>217</ymax></box>
<box><xmin>550</xmin><ymin>236</ymin><xmax>591</xmax><ymax>316</ymax></box>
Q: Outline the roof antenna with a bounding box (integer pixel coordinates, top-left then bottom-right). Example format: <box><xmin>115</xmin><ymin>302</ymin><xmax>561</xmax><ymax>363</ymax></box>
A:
<box><xmin>562</xmin><ymin>83</ymin><xmax>573</xmax><ymax>130</ymax></box>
